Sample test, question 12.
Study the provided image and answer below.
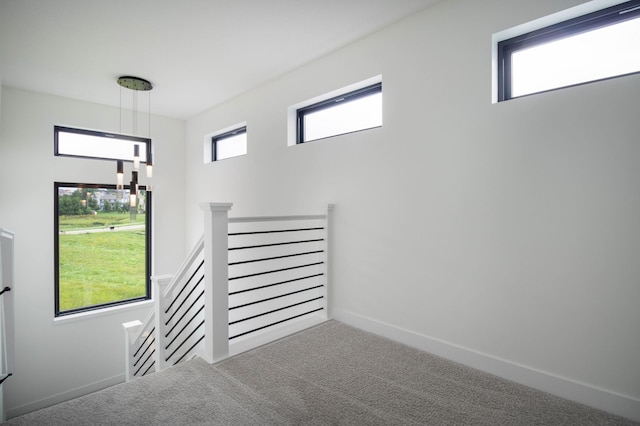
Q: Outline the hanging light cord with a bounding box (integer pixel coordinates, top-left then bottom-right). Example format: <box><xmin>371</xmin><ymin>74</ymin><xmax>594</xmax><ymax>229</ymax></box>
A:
<box><xmin>148</xmin><ymin>89</ymin><xmax>151</xmax><ymax>138</ymax></box>
<box><xmin>119</xmin><ymin>85</ymin><xmax>122</xmax><ymax>134</ymax></box>
<box><xmin>132</xmin><ymin>89</ymin><xmax>138</xmax><ymax>136</ymax></box>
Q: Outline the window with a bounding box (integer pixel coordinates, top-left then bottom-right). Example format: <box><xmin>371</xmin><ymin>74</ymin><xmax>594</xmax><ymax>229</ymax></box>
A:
<box><xmin>55</xmin><ymin>182</ymin><xmax>151</xmax><ymax>316</ymax></box>
<box><xmin>55</xmin><ymin>126</ymin><xmax>150</xmax><ymax>163</ymax></box>
<box><xmin>212</xmin><ymin>126</ymin><xmax>247</xmax><ymax>161</ymax></box>
<box><xmin>296</xmin><ymin>82</ymin><xmax>382</xmax><ymax>143</ymax></box>
<box><xmin>497</xmin><ymin>0</ymin><xmax>640</xmax><ymax>101</ymax></box>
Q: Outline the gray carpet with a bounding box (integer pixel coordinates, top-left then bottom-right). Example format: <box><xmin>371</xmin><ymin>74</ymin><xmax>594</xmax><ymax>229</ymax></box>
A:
<box><xmin>6</xmin><ymin>321</ymin><xmax>638</xmax><ymax>425</ymax></box>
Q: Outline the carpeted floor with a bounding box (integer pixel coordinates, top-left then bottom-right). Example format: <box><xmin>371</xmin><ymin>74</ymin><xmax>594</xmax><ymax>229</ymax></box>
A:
<box><xmin>5</xmin><ymin>320</ymin><xmax>638</xmax><ymax>425</ymax></box>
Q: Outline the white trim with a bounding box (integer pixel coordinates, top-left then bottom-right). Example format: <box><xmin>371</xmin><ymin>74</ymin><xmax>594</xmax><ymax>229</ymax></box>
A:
<box><xmin>52</xmin><ymin>299</ymin><xmax>153</xmax><ymax>324</ymax></box>
<box><xmin>6</xmin><ymin>373</ymin><xmax>125</xmax><ymax>419</ymax></box>
<box><xmin>228</xmin><ymin>315</ymin><xmax>326</xmax><ymax>357</ymax></box>
<box><xmin>230</xmin><ymin>214</ymin><xmax>326</xmax><ymax>223</ymax></box>
<box><xmin>333</xmin><ymin>309</ymin><xmax>640</xmax><ymax>423</ymax></box>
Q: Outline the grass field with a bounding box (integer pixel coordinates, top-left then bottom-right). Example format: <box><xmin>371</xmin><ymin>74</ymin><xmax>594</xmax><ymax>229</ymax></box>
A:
<box><xmin>58</xmin><ymin>213</ymin><xmax>147</xmax><ymax>312</ymax></box>
<box><xmin>58</xmin><ymin>212</ymin><xmax>144</xmax><ymax>232</ymax></box>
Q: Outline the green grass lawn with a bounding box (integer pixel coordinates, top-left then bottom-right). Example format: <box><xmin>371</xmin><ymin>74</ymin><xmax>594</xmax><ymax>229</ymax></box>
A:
<box><xmin>59</xmin><ymin>212</ymin><xmax>144</xmax><ymax>232</ymax></box>
<box><xmin>58</xmin><ymin>224</ymin><xmax>147</xmax><ymax>311</ymax></box>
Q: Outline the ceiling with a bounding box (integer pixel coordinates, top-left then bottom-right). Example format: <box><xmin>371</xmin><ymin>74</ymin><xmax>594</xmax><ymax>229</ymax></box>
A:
<box><xmin>0</xmin><ymin>0</ymin><xmax>440</xmax><ymax>120</ymax></box>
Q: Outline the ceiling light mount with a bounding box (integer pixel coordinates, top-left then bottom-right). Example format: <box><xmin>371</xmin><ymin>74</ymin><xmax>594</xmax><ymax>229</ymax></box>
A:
<box><xmin>117</xmin><ymin>76</ymin><xmax>153</xmax><ymax>91</ymax></box>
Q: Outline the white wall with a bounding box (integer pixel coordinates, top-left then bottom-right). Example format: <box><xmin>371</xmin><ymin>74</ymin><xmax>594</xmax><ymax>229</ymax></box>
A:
<box><xmin>0</xmin><ymin>87</ymin><xmax>186</xmax><ymax>416</ymax></box>
<box><xmin>185</xmin><ymin>0</ymin><xmax>640</xmax><ymax>420</ymax></box>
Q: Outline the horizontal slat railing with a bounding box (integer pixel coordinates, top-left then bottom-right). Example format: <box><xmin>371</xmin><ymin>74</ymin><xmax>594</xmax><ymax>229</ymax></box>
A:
<box><xmin>227</xmin><ymin>212</ymin><xmax>330</xmax><ymax>352</ymax></box>
<box><xmin>124</xmin><ymin>204</ymin><xmax>332</xmax><ymax>378</ymax></box>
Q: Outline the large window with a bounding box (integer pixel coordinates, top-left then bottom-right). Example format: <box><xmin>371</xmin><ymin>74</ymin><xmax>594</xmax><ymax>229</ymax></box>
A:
<box><xmin>296</xmin><ymin>82</ymin><xmax>382</xmax><ymax>143</ymax></box>
<box><xmin>55</xmin><ymin>182</ymin><xmax>151</xmax><ymax>316</ymax></box>
<box><xmin>53</xmin><ymin>125</ymin><xmax>153</xmax><ymax>317</ymax></box>
<box><xmin>497</xmin><ymin>0</ymin><xmax>640</xmax><ymax>101</ymax></box>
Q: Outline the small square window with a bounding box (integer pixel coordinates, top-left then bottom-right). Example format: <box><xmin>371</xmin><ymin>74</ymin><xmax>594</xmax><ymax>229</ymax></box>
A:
<box><xmin>212</xmin><ymin>127</ymin><xmax>247</xmax><ymax>161</ymax></box>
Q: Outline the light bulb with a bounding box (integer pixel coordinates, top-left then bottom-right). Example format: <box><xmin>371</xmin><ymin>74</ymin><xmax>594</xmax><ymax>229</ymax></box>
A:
<box><xmin>133</xmin><ymin>144</ymin><xmax>140</xmax><ymax>171</ymax></box>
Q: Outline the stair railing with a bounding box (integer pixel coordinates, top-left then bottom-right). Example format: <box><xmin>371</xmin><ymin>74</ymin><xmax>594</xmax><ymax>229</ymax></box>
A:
<box><xmin>225</xmin><ymin>208</ymin><xmax>331</xmax><ymax>356</ymax></box>
<box><xmin>0</xmin><ymin>228</ymin><xmax>16</xmax><ymax>423</ymax></box>
<box><xmin>123</xmin><ymin>237</ymin><xmax>205</xmax><ymax>380</ymax></box>
<box><xmin>124</xmin><ymin>203</ymin><xmax>332</xmax><ymax>380</ymax></box>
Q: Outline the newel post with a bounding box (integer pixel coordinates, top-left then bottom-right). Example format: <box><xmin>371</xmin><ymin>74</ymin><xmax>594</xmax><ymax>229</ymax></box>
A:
<box><xmin>323</xmin><ymin>204</ymin><xmax>334</xmax><ymax>320</ymax></box>
<box><xmin>200</xmin><ymin>202</ymin><xmax>233</xmax><ymax>363</ymax></box>
<box><xmin>153</xmin><ymin>275</ymin><xmax>173</xmax><ymax>372</ymax></box>
<box><xmin>122</xmin><ymin>320</ymin><xmax>142</xmax><ymax>381</ymax></box>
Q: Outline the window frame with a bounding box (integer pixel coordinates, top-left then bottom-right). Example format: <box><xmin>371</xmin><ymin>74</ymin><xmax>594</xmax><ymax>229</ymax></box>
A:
<box><xmin>497</xmin><ymin>0</ymin><xmax>640</xmax><ymax>101</ymax></box>
<box><xmin>211</xmin><ymin>126</ymin><xmax>247</xmax><ymax>161</ymax></box>
<box><xmin>54</xmin><ymin>182</ymin><xmax>152</xmax><ymax>317</ymax></box>
<box><xmin>54</xmin><ymin>125</ymin><xmax>152</xmax><ymax>163</ymax></box>
<box><xmin>296</xmin><ymin>82</ymin><xmax>382</xmax><ymax>144</ymax></box>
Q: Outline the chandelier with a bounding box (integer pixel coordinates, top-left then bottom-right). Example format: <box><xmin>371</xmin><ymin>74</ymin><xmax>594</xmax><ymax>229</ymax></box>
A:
<box><xmin>116</xmin><ymin>76</ymin><xmax>153</xmax><ymax>219</ymax></box>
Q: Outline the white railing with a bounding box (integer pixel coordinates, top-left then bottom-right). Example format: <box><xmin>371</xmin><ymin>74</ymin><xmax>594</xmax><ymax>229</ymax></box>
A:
<box><xmin>0</xmin><ymin>228</ymin><xmax>15</xmax><ymax>423</ymax></box>
<box><xmin>123</xmin><ymin>204</ymin><xmax>332</xmax><ymax>380</ymax></box>
<box><xmin>123</xmin><ymin>238</ymin><xmax>205</xmax><ymax>380</ymax></box>
<box><xmin>225</xmin><ymin>212</ymin><xmax>330</xmax><ymax>356</ymax></box>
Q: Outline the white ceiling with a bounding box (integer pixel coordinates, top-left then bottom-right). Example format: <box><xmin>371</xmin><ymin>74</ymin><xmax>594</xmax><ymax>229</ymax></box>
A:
<box><xmin>0</xmin><ymin>0</ymin><xmax>440</xmax><ymax>120</ymax></box>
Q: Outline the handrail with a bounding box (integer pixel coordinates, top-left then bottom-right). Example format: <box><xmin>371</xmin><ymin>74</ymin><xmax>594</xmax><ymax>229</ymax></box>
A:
<box><xmin>0</xmin><ymin>374</ymin><xmax>11</xmax><ymax>385</ymax></box>
<box><xmin>123</xmin><ymin>204</ymin><xmax>333</xmax><ymax>380</ymax></box>
<box><xmin>0</xmin><ymin>288</ymin><xmax>10</xmax><ymax>297</ymax></box>
<box><xmin>130</xmin><ymin>303</ymin><xmax>155</xmax><ymax>345</ymax></box>
<box><xmin>229</xmin><ymin>214</ymin><xmax>327</xmax><ymax>223</ymax></box>
<box><xmin>161</xmin><ymin>236</ymin><xmax>204</xmax><ymax>300</ymax></box>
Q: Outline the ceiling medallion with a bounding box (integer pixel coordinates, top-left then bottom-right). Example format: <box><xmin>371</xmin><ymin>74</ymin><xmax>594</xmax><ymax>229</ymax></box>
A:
<box><xmin>117</xmin><ymin>76</ymin><xmax>153</xmax><ymax>91</ymax></box>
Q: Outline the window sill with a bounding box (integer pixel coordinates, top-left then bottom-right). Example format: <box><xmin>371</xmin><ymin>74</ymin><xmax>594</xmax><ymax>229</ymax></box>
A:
<box><xmin>53</xmin><ymin>299</ymin><xmax>154</xmax><ymax>324</ymax></box>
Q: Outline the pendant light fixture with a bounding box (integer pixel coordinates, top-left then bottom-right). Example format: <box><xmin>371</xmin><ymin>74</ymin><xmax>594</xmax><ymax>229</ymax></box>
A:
<box><xmin>116</xmin><ymin>76</ymin><xmax>153</xmax><ymax>220</ymax></box>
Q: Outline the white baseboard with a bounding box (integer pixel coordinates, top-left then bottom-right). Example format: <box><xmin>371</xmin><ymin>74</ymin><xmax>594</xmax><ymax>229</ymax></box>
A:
<box><xmin>228</xmin><ymin>314</ymin><xmax>327</xmax><ymax>357</ymax></box>
<box><xmin>6</xmin><ymin>374</ymin><xmax>125</xmax><ymax>420</ymax></box>
<box><xmin>333</xmin><ymin>310</ymin><xmax>640</xmax><ymax>423</ymax></box>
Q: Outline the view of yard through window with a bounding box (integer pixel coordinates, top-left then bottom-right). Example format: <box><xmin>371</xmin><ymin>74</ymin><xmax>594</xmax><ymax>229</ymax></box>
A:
<box><xmin>56</xmin><ymin>185</ymin><xmax>148</xmax><ymax>313</ymax></box>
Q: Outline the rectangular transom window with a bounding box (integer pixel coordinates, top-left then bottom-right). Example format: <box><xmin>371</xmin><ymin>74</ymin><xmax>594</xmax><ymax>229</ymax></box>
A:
<box><xmin>211</xmin><ymin>126</ymin><xmax>247</xmax><ymax>161</ymax></box>
<box><xmin>212</xmin><ymin>126</ymin><xmax>247</xmax><ymax>161</ymax></box>
<box><xmin>54</xmin><ymin>182</ymin><xmax>151</xmax><ymax>316</ymax></box>
<box><xmin>297</xmin><ymin>82</ymin><xmax>382</xmax><ymax>143</ymax></box>
<box><xmin>497</xmin><ymin>0</ymin><xmax>640</xmax><ymax>101</ymax></box>
<box><xmin>55</xmin><ymin>126</ymin><xmax>150</xmax><ymax>163</ymax></box>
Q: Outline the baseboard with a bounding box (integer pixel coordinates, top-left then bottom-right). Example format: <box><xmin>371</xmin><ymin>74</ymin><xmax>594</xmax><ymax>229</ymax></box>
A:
<box><xmin>6</xmin><ymin>373</ymin><xmax>125</xmax><ymax>419</ymax></box>
<box><xmin>228</xmin><ymin>314</ymin><xmax>327</xmax><ymax>357</ymax></box>
<box><xmin>333</xmin><ymin>310</ymin><xmax>640</xmax><ymax>423</ymax></box>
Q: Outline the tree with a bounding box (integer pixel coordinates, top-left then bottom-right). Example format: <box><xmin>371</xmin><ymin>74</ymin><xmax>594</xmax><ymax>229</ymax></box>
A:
<box><xmin>58</xmin><ymin>193</ymin><xmax>83</xmax><ymax>215</ymax></box>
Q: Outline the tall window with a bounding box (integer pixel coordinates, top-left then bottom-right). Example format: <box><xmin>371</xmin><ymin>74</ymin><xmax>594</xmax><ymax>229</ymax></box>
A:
<box><xmin>54</xmin><ymin>125</ymin><xmax>153</xmax><ymax>317</ymax></box>
<box><xmin>55</xmin><ymin>183</ymin><xmax>151</xmax><ymax>316</ymax></box>
<box><xmin>296</xmin><ymin>82</ymin><xmax>382</xmax><ymax>143</ymax></box>
<box><xmin>497</xmin><ymin>0</ymin><xmax>640</xmax><ymax>101</ymax></box>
